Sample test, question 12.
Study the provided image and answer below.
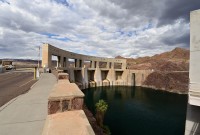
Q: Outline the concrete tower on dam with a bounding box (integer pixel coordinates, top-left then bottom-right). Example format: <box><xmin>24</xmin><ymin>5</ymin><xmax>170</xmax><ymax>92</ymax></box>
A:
<box><xmin>188</xmin><ymin>9</ymin><xmax>200</xmax><ymax>106</ymax></box>
<box><xmin>185</xmin><ymin>9</ymin><xmax>200</xmax><ymax>135</ymax></box>
<box><xmin>42</xmin><ymin>43</ymin><xmax>152</xmax><ymax>89</ymax></box>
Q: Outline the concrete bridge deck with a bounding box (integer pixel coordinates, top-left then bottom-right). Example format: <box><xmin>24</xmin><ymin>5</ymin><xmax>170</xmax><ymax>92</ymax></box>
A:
<box><xmin>0</xmin><ymin>73</ymin><xmax>57</xmax><ymax>135</ymax></box>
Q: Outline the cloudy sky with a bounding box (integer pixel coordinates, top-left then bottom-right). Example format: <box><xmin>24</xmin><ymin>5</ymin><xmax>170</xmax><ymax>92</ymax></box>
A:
<box><xmin>0</xmin><ymin>0</ymin><xmax>200</xmax><ymax>59</ymax></box>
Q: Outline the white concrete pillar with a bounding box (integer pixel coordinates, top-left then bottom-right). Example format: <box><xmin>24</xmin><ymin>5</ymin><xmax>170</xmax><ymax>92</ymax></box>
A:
<box><xmin>56</xmin><ymin>56</ymin><xmax>59</xmax><ymax>68</ymax></box>
<box><xmin>107</xmin><ymin>69</ymin><xmax>116</xmax><ymax>86</ymax></box>
<box><xmin>94</xmin><ymin>68</ymin><xmax>102</xmax><ymax>86</ymax></box>
<box><xmin>96</xmin><ymin>61</ymin><xmax>99</xmax><ymax>68</ymax></box>
<box><xmin>189</xmin><ymin>9</ymin><xmax>200</xmax><ymax>106</ymax></box>
<box><xmin>122</xmin><ymin>63</ymin><xmax>126</xmax><ymax>69</ymax></box>
<box><xmin>106</xmin><ymin>62</ymin><xmax>110</xmax><ymax>69</ymax></box>
<box><xmin>91</xmin><ymin>61</ymin><xmax>95</xmax><ymax>68</ymax></box>
<box><xmin>82</xmin><ymin>67</ymin><xmax>88</xmax><ymax>89</ymax></box>
<box><xmin>111</xmin><ymin>62</ymin><xmax>114</xmax><ymax>69</ymax></box>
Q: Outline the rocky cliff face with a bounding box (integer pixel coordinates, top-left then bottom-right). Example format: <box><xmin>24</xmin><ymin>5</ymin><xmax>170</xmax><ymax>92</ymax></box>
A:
<box><xmin>117</xmin><ymin>48</ymin><xmax>190</xmax><ymax>93</ymax></box>
<box><xmin>143</xmin><ymin>71</ymin><xmax>189</xmax><ymax>94</ymax></box>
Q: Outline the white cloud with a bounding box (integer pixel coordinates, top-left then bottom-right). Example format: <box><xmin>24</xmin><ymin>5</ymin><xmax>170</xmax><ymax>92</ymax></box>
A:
<box><xmin>0</xmin><ymin>0</ymin><xmax>192</xmax><ymax>59</ymax></box>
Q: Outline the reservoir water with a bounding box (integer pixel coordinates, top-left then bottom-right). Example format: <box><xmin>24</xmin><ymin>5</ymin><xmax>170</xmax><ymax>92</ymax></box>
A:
<box><xmin>83</xmin><ymin>86</ymin><xmax>188</xmax><ymax>135</ymax></box>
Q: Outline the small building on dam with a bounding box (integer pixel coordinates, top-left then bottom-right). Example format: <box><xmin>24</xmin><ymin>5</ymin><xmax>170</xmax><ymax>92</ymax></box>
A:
<box><xmin>42</xmin><ymin>43</ymin><xmax>152</xmax><ymax>89</ymax></box>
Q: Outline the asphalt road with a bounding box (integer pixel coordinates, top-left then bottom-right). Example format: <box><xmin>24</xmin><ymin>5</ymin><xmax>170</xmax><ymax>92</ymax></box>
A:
<box><xmin>0</xmin><ymin>69</ymin><xmax>37</xmax><ymax>107</ymax></box>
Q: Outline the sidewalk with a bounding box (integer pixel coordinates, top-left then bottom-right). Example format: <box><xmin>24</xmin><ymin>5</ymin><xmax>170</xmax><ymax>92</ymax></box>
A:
<box><xmin>0</xmin><ymin>73</ymin><xmax>57</xmax><ymax>135</ymax></box>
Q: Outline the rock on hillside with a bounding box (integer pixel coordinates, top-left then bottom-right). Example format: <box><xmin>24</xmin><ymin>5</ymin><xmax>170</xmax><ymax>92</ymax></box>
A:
<box><xmin>127</xmin><ymin>47</ymin><xmax>189</xmax><ymax>71</ymax></box>
<box><xmin>143</xmin><ymin>71</ymin><xmax>189</xmax><ymax>94</ymax></box>
<box><xmin>124</xmin><ymin>47</ymin><xmax>190</xmax><ymax>93</ymax></box>
<box><xmin>152</xmin><ymin>47</ymin><xmax>189</xmax><ymax>60</ymax></box>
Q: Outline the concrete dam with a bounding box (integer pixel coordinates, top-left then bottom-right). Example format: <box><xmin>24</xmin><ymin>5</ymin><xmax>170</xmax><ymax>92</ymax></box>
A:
<box><xmin>42</xmin><ymin>43</ymin><xmax>152</xmax><ymax>89</ymax></box>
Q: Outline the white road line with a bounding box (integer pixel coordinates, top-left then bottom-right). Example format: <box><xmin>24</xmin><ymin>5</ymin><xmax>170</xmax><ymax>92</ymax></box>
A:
<box><xmin>19</xmin><ymin>79</ymin><xmax>34</xmax><ymax>87</ymax></box>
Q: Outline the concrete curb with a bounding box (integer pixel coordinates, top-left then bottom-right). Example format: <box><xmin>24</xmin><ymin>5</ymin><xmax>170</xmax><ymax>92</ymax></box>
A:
<box><xmin>30</xmin><ymin>73</ymin><xmax>44</xmax><ymax>89</ymax></box>
<box><xmin>0</xmin><ymin>97</ymin><xmax>18</xmax><ymax>112</ymax></box>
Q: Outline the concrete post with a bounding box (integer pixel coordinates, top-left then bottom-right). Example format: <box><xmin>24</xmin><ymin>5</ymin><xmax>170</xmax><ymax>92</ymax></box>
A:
<box><xmin>57</xmin><ymin>56</ymin><xmax>60</xmax><ymax>68</ymax></box>
<box><xmin>106</xmin><ymin>62</ymin><xmax>110</xmax><ymax>69</ymax></box>
<box><xmin>107</xmin><ymin>69</ymin><xmax>115</xmax><ymax>86</ymax></box>
<box><xmin>82</xmin><ymin>67</ymin><xmax>88</xmax><ymax>89</ymax></box>
<box><xmin>69</xmin><ymin>68</ymin><xmax>75</xmax><ymax>82</ymax></box>
<box><xmin>96</xmin><ymin>61</ymin><xmax>99</xmax><ymax>68</ymax></box>
<box><xmin>66</xmin><ymin>58</ymin><xmax>69</xmax><ymax>68</ymax></box>
<box><xmin>34</xmin><ymin>67</ymin><xmax>37</xmax><ymax>80</ymax></box>
<box><xmin>111</xmin><ymin>62</ymin><xmax>114</xmax><ymax>69</ymax></box>
<box><xmin>122</xmin><ymin>63</ymin><xmax>126</xmax><ymax>69</ymax></box>
<box><xmin>42</xmin><ymin>44</ymin><xmax>51</xmax><ymax>68</ymax></box>
<box><xmin>80</xmin><ymin>60</ymin><xmax>84</xmax><ymax>68</ymax></box>
<box><xmin>75</xmin><ymin>59</ymin><xmax>79</xmax><ymax>68</ymax></box>
<box><xmin>60</xmin><ymin>56</ymin><xmax>63</xmax><ymax>67</ymax></box>
<box><xmin>91</xmin><ymin>61</ymin><xmax>95</xmax><ymax>68</ymax></box>
<box><xmin>94</xmin><ymin>68</ymin><xmax>102</xmax><ymax>86</ymax></box>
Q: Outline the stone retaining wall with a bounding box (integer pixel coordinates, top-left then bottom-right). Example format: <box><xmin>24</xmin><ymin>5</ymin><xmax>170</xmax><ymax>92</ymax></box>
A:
<box><xmin>42</xmin><ymin>72</ymin><xmax>95</xmax><ymax>135</ymax></box>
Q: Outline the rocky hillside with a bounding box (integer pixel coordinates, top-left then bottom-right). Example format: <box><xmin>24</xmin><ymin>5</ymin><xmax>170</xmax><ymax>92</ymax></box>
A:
<box><xmin>143</xmin><ymin>72</ymin><xmax>189</xmax><ymax>94</ymax></box>
<box><xmin>117</xmin><ymin>48</ymin><xmax>190</xmax><ymax>94</ymax></box>
<box><xmin>126</xmin><ymin>47</ymin><xmax>189</xmax><ymax>71</ymax></box>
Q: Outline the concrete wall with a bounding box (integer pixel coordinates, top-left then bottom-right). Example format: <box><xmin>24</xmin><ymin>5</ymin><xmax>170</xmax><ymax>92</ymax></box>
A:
<box><xmin>42</xmin><ymin>43</ymin><xmax>126</xmax><ymax>70</ymax></box>
<box><xmin>189</xmin><ymin>9</ymin><xmax>200</xmax><ymax>106</ymax></box>
<box><xmin>185</xmin><ymin>9</ymin><xmax>200</xmax><ymax>135</ymax></box>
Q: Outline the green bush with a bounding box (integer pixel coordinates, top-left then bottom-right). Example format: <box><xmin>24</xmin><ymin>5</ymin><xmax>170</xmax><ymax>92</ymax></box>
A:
<box><xmin>95</xmin><ymin>99</ymin><xmax>108</xmax><ymax>113</ymax></box>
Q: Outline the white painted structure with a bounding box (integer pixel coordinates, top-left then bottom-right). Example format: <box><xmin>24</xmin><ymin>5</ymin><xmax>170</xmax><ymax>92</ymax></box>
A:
<box><xmin>189</xmin><ymin>9</ymin><xmax>200</xmax><ymax>106</ymax></box>
<box><xmin>185</xmin><ymin>9</ymin><xmax>200</xmax><ymax>135</ymax></box>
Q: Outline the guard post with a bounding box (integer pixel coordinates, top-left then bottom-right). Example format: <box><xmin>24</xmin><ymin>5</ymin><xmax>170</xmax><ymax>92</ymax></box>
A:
<box><xmin>34</xmin><ymin>67</ymin><xmax>37</xmax><ymax>80</ymax></box>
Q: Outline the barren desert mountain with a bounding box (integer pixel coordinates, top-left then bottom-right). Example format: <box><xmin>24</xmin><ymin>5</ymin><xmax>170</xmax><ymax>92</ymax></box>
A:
<box><xmin>152</xmin><ymin>47</ymin><xmax>189</xmax><ymax>60</ymax></box>
<box><xmin>115</xmin><ymin>55</ymin><xmax>126</xmax><ymax>59</ymax></box>
<box><xmin>124</xmin><ymin>47</ymin><xmax>189</xmax><ymax>71</ymax></box>
<box><xmin>116</xmin><ymin>47</ymin><xmax>190</xmax><ymax>93</ymax></box>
